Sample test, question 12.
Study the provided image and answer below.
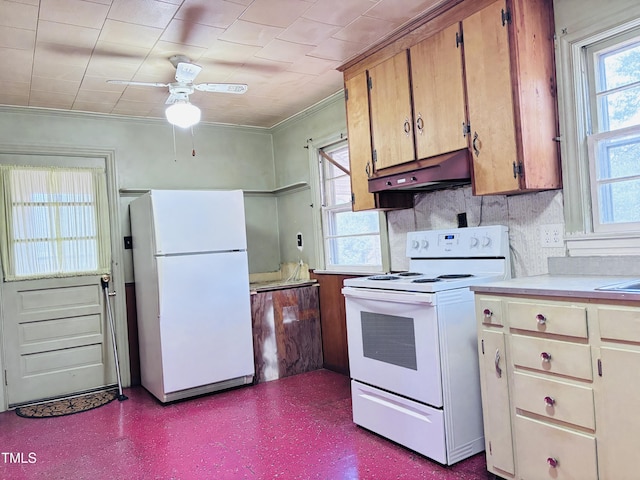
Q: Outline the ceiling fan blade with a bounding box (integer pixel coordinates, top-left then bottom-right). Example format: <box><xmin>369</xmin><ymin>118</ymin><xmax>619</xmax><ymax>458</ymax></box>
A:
<box><xmin>107</xmin><ymin>80</ymin><xmax>169</xmax><ymax>88</ymax></box>
<box><xmin>194</xmin><ymin>83</ymin><xmax>248</xmax><ymax>94</ymax></box>
<box><xmin>175</xmin><ymin>62</ymin><xmax>202</xmax><ymax>83</ymax></box>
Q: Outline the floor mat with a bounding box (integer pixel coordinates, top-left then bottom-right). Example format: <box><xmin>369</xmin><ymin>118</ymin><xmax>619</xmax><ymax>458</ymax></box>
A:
<box><xmin>15</xmin><ymin>389</ymin><xmax>119</xmax><ymax>419</ymax></box>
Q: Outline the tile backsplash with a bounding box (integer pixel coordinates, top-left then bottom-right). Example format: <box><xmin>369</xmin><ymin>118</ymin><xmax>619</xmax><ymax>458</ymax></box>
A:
<box><xmin>387</xmin><ymin>186</ymin><xmax>565</xmax><ymax>278</ymax></box>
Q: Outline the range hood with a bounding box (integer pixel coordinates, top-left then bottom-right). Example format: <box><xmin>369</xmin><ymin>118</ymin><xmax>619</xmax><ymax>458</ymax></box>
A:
<box><xmin>368</xmin><ymin>149</ymin><xmax>471</xmax><ymax>193</ymax></box>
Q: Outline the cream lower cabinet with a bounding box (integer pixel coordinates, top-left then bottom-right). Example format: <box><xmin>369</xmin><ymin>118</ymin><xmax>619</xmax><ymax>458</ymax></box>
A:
<box><xmin>475</xmin><ymin>294</ymin><xmax>640</xmax><ymax>479</ymax></box>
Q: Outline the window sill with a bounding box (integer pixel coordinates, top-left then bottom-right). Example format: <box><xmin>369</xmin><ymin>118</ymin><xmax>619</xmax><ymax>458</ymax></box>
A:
<box><xmin>566</xmin><ymin>232</ymin><xmax>640</xmax><ymax>256</ymax></box>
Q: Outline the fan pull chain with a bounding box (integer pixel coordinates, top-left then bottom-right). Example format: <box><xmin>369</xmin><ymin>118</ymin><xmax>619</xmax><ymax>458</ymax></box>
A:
<box><xmin>172</xmin><ymin>124</ymin><xmax>177</xmax><ymax>162</ymax></box>
<box><xmin>191</xmin><ymin>126</ymin><xmax>196</xmax><ymax>156</ymax></box>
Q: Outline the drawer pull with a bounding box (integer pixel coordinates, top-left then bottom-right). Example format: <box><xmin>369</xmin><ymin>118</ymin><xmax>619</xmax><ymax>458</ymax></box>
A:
<box><xmin>544</xmin><ymin>396</ymin><xmax>555</xmax><ymax>407</ymax></box>
<box><xmin>536</xmin><ymin>313</ymin><xmax>546</xmax><ymax>325</ymax></box>
<box><xmin>483</xmin><ymin>308</ymin><xmax>493</xmax><ymax>318</ymax></box>
<box><xmin>540</xmin><ymin>352</ymin><xmax>552</xmax><ymax>362</ymax></box>
<box><xmin>494</xmin><ymin>349</ymin><xmax>502</xmax><ymax>378</ymax></box>
<box><xmin>547</xmin><ymin>457</ymin><xmax>559</xmax><ymax>468</ymax></box>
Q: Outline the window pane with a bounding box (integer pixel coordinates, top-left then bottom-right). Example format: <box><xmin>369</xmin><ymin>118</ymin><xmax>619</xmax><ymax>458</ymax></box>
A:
<box><xmin>597</xmin><ymin>134</ymin><xmax>640</xmax><ymax>179</ymax></box>
<box><xmin>599</xmin><ymin>42</ymin><xmax>640</xmax><ymax>91</ymax></box>
<box><xmin>598</xmin><ymin>178</ymin><xmax>640</xmax><ymax>223</ymax></box>
<box><xmin>597</xmin><ymin>85</ymin><xmax>640</xmax><ymax>131</ymax></box>
<box><xmin>59</xmin><ymin>206</ymin><xmax>96</xmax><ymax>237</ymax></box>
<box><xmin>324</xmin><ymin>174</ymin><xmax>352</xmax><ymax>206</ymax></box>
<box><xmin>61</xmin><ymin>240</ymin><xmax>98</xmax><ymax>271</ymax></box>
<box><xmin>327</xmin><ymin>235</ymin><xmax>382</xmax><ymax>266</ymax></box>
<box><xmin>328</xmin><ymin>210</ymin><xmax>380</xmax><ymax>236</ymax></box>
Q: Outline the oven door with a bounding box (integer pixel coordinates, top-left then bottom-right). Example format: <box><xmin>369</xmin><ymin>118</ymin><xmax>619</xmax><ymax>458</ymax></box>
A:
<box><xmin>342</xmin><ymin>286</ymin><xmax>442</xmax><ymax>407</ymax></box>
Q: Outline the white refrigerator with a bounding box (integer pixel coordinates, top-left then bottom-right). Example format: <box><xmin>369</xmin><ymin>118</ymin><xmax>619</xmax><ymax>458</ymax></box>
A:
<box><xmin>130</xmin><ymin>189</ymin><xmax>255</xmax><ymax>403</ymax></box>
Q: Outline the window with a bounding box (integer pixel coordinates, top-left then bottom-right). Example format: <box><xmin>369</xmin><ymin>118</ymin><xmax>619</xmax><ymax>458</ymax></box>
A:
<box><xmin>316</xmin><ymin>140</ymin><xmax>386</xmax><ymax>272</ymax></box>
<box><xmin>556</xmin><ymin>8</ymin><xmax>640</xmax><ymax>255</ymax></box>
<box><xmin>586</xmin><ymin>31</ymin><xmax>640</xmax><ymax>232</ymax></box>
<box><xmin>0</xmin><ymin>165</ymin><xmax>111</xmax><ymax>280</ymax></box>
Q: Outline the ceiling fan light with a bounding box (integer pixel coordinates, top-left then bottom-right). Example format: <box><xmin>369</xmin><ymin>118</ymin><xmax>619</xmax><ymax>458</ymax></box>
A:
<box><xmin>165</xmin><ymin>102</ymin><xmax>201</xmax><ymax>128</ymax></box>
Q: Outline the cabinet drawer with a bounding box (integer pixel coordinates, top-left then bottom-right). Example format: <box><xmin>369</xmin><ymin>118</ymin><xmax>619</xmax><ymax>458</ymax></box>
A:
<box><xmin>476</xmin><ymin>296</ymin><xmax>504</xmax><ymax>326</ymax></box>
<box><xmin>514</xmin><ymin>416</ymin><xmax>597</xmax><ymax>480</ymax></box>
<box><xmin>513</xmin><ymin>372</ymin><xmax>594</xmax><ymax>429</ymax></box>
<box><xmin>510</xmin><ymin>335</ymin><xmax>592</xmax><ymax>380</ymax></box>
<box><xmin>598</xmin><ymin>305</ymin><xmax>640</xmax><ymax>343</ymax></box>
<box><xmin>507</xmin><ymin>300</ymin><xmax>587</xmax><ymax>338</ymax></box>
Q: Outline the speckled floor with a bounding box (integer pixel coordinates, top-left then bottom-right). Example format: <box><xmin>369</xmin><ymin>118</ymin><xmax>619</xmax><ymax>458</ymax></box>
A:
<box><xmin>0</xmin><ymin>369</ymin><xmax>491</xmax><ymax>479</ymax></box>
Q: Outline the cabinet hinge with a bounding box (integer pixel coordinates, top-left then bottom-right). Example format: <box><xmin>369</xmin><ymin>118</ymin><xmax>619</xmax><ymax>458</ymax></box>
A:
<box><xmin>481</xmin><ymin>338</ymin><xmax>485</xmax><ymax>354</ymax></box>
<box><xmin>367</xmin><ymin>76</ymin><xmax>373</xmax><ymax>90</ymax></box>
<box><xmin>372</xmin><ymin>149</ymin><xmax>378</xmax><ymax>164</ymax></box>
<box><xmin>351</xmin><ymin>192</ymin><xmax>355</xmax><ymax>204</ymax></box>
<box><xmin>455</xmin><ymin>31</ymin><xmax>463</xmax><ymax>48</ymax></box>
<box><xmin>598</xmin><ymin>358</ymin><xmax>602</xmax><ymax>377</ymax></box>
<box><xmin>462</xmin><ymin>122</ymin><xmax>471</xmax><ymax>137</ymax></box>
<box><xmin>501</xmin><ymin>8</ymin><xmax>511</xmax><ymax>26</ymax></box>
<box><xmin>4</xmin><ymin>370</ymin><xmax>6</xmax><ymax>386</ymax></box>
<box><xmin>345</xmin><ymin>88</ymin><xmax>349</xmax><ymax>101</ymax></box>
<box><xmin>512</xmin><ymin>161</ymin><xmax>523</xmax><ymax>179</ymax></box>
<box><xmin>489</xmin><ymin>441</ymin><xmax>492</xmax><ymax>455</ymax></box>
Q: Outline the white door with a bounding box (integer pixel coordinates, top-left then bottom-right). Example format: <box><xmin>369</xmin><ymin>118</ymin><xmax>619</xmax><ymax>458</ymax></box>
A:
<box><xmin>0</xmin><ymin>151</ymin><xmax>123</xmax><ymax>407</ymax></box>
<box><xmin>343</xmin><ymin>287</ymin><xmax>442</xmax><ymax>406</ymax></box>
<box><xmin>157</xmin><ymin>250</ymin><xmax>254</xmax><ymax>393</ymax></box>
<box><xmin>149</xmin><ymin>189</ymin><xmax>247</xmax><ymax>254</ymax></box>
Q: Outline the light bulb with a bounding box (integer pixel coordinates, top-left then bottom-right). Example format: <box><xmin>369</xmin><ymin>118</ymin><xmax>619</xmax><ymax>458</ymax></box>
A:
<box><xmin>165</xmin><ymin>101</ymin><xmax>201</xmax><ymax>128</ymax></box>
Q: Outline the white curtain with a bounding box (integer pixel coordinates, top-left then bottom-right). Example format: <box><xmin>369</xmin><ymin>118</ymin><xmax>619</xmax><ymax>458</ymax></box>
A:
<box><xmin>0</xmin><ymin>165</ymin><xmax>111</xmax><ymax>281</ymax></box>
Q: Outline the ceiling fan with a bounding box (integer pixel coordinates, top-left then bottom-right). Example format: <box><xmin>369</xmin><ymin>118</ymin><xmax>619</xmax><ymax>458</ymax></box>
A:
<box><xmin>106</xmin><ymin>55</ymin><xmax>248</xmax><ymax>128</ymax></box>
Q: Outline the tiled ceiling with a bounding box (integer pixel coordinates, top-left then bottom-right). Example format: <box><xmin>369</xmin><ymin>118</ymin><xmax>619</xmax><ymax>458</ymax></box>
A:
<box><xmin>0</xmin><ymin>0</ymin><xmax>450</xmax><ymax>128</ymax></box>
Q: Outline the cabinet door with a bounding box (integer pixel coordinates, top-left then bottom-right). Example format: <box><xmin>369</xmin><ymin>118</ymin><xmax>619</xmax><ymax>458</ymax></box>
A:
<box><xmin>345</xmin><ymin>72</ymin><xmax>376</xmax><ymax>211</ymax></box>
<box><xmin>368</xmin><ymin>51</ymin><xmax>415</xmax><ymax>170</ymax></box>
<box><xmin>595</xmin><ymin>346</ymin><xmax>640</xmax><ymax>479</ymax></box>
<box><xmin>463</xmin><ymin>0</ymin><xmax>519</xmax><ymax>195</ymax></box>
<box><xmin>479</xmin><ymin>329</ymin><xmax>515</xmax><ymax>475</ymax></box>
<box><xmin>410</xmin><ymin>22</ymin><xmax>468</xmax><ymax>160</ymax></box>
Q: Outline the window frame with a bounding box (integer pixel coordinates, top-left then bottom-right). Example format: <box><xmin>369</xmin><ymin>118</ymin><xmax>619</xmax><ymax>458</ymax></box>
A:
<box><xmin>556</xmin><ymin>7</ymin><xmax>640</xmax><ymax>255</ymax></box>
<box><xmin>308</xmin><ymin>134</ymin><xmax>390</xmax><ymax>273</ymax></box>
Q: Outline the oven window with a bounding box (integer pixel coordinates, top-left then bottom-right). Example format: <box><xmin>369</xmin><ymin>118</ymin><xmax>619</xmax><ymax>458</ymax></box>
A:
<box><xmin>361</xmin><ymin>312</ymin><xmax>417</xmax><ymax>370</ymax></box>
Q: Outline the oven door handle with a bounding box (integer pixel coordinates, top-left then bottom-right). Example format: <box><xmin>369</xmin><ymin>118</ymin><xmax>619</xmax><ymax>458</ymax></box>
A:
<box><xmin>341</xmin><ymin>287</ymin><xmax>435</xmax><ymax>304</ymax></box>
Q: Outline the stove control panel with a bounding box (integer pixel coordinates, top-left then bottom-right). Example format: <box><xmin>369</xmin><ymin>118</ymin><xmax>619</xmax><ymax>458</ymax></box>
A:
<box><xmin>406</xmin><ymin>225</ymin><xmax>509</xmax><ymax>258</ymax></box>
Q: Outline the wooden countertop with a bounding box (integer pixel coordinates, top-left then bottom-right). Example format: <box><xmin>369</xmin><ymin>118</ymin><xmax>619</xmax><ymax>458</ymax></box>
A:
<box><xmin>470</xmin><ymin>274</ymin><xmax>640</xmax><ymax>302</ymax></box>
<box><xmin>250</xmin><ymin>279</ymin><xmax>318</xmax><ymax>294</ymax></box>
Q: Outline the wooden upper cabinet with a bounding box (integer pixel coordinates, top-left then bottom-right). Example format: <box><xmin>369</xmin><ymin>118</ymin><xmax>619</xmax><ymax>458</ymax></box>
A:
<box><xmin>463</xmin><ymin>0</ymin><xmax>561</xmax><ymax>195</ymax></box>
<box><xmin>345</xmin><ymin>72</ymin><xmax>414</xmax><ymax>212</ymax></box>
<box><xmin>410</xmin><ymin>22</ymin><xmax>468</xmax><ymax>160</ymax></box>
<box><xmin>368</xmin><ymin>51</ymin><xmax>415</xmax><ymax>170</ymax></box>
<box><xmin>345</xmin><ymin>72</ymin><xmax>376</xmax><ymax>211</ymax></box>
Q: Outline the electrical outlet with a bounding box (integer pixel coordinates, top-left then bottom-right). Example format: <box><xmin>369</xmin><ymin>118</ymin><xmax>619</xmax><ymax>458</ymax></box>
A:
<box><xmin>540</xmin><ymin>224</ymin><xmax>564</xmax><ymax>248</ymax></box>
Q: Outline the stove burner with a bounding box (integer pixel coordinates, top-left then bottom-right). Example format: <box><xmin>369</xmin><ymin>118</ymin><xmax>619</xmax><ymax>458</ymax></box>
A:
<box><xmin>369</xmin><ymin>275</ymin><xmax>400</xmax><ymax>281</ymax></box>
<box><xmin>397</xmin><ymin>272</ymin><xmax>422</xmax><ymax>277</ymax></box>
<box><xmin>412</xmin><ymin>278</ymin><xmax>442</xmax><ymax>283</ymax></box>
<box><xmin>437</xmin><ymin>274</ymin><xmax>474</xmax><ymax>279</ymax></box>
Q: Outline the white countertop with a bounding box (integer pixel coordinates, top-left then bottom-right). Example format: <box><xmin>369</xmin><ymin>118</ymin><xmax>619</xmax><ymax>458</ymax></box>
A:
<box><xmin>470</xmin><ymin>274</ymin><xmax>640</xmax><ymax>302</ymax></box>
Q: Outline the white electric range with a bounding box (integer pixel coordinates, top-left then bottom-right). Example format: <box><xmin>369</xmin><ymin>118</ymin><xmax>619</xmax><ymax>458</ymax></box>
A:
<box><xmin>342</xmin><ymin>225</ymin><xmax>510</xmax><ymax>465</ymax></box>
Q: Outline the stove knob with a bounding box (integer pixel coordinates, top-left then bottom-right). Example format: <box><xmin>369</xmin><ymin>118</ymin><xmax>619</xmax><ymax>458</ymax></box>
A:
<box><xmin>421</xmin><ymin>240</ymin><xmax>429</xmax><ymax>249</ymax></box>
<box><xmin>470</xmin><ymin>236</ymin><xmax>479</xmax><ymax>248</ymax></box>
<box><xmin>481</xmin><ymin>236</ymin><xmax>491</xmax><ymax>247</ymax></box>
<box><xmin>412</xmin><ymin>240</ymin><xmax>420</xmax><ymax>249</ymax></box>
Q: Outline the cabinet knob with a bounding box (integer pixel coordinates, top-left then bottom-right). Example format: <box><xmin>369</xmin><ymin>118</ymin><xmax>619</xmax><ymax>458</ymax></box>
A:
<box><xmin>483</xmin><ymin>308</ymin><xmax>493</xmax><ymax>318</ymax></box>
<box><xmin>536</xmin><ymin>313</ymin><xmax>546</xmax><ymax>325</ymax></box>
<box><xmin>494</xmin><ymin>349</ymin><xmax>502</xmax><ymax>378</ymax></box>
<box><xmin>403</xmin><ymin>118</ymin><xmax>411</xmax><ymax>136</ymax></box>
<box><xmin>416</xmin><ymin>113</ymin><xmax>424</xmax><ymax>135</ymax></box>
<box><xmin>547</xmin><ymin>457</ymin><xmax>558</xmax><ymax>468</ymax></box>
<box><xmin>472</xmin><ymin>131</ymin><xmax>481</xmax><ymax>157</ymax></box>
<box><xmin>544</xmin><ymin>396</ymin><xmax>555</xmax><ymax>407</ymax></box>
<box><xmin>540</xmin><ymin>352</ymin><xmax>552</xmax><ymax>362</ymax></box>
